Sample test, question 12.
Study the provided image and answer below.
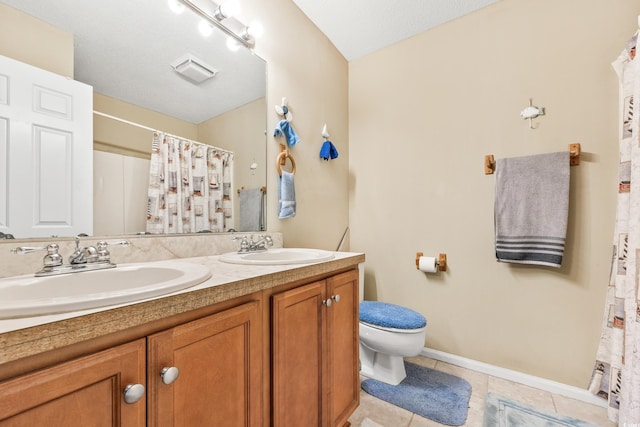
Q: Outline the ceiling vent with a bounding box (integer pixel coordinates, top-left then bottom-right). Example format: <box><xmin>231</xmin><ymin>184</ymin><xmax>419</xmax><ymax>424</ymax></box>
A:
<box><xmin>171</xmin><ymin>54</ymin><xmax>217</xmax><ymax>84</ymax></box>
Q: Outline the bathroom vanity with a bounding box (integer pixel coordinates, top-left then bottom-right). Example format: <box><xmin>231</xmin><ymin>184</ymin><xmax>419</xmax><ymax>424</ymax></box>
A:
<box><xmin>0</xmin><ymin>252</ymin><xmax>364</xmax><ymax>426</ymax></box>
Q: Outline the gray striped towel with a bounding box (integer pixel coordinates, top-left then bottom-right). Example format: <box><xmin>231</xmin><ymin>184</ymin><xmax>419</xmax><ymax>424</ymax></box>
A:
<box><xmin>494</xmin><ymin>151</ymin><xmax>570</xmax><ymax>268</ymax></box>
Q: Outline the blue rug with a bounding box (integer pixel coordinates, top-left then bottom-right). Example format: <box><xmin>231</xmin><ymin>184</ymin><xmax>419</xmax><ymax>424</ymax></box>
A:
<box><xmin>361</xmin><ymin>361</ymin><xmax>472</xmax><ymax>426</ymax></box>
<box><xmin>483</xmin><ymin>393</ymin><xmax>600</xmax><ymax>426</ymax></box>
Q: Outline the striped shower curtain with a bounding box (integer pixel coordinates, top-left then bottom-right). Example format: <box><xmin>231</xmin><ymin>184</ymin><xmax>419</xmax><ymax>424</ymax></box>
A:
<box><xmin>146</xmin><ymin>132</ymin><xmax>234</xmax><ymax>234</ymax></box>
<box><xmin>589</xmin><ymin>32</ymin><xmax>640</xmax><ymax>424</ymax></box>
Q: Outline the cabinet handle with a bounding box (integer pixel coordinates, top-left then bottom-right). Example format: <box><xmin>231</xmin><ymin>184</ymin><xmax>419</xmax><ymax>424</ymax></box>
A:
<box><xmin>322</xmin><ymin>298</ymin><xmax>332</xmax><ymax>308</ymax></box>
<box><xmin>160</xmin><ymin>366</ymin><xmax>180</xmax><ymax>385</ymax></box>
<box><xmin>123</xmin><ymin>383</ymin><xmax>145</xmax><ymax>404</ymax></box>
<box><xmin>331</xmin><ymin>294</ymin><xmax>341</xmax><ymax>303</ymax></box>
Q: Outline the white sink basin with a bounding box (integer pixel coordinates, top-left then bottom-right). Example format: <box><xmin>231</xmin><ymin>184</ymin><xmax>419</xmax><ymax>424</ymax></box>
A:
<box><xmin>219</xmin><ymin>248</ymin><xmax>335</xmax><ymax>265</ymax></box>
<box><xmin>0</xmin><ymin>261</ymin><xmax>212</xmax><ymax>319</ymax></box>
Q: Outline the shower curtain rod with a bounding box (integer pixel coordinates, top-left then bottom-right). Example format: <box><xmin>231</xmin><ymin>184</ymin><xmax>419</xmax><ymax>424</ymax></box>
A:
<box><xmin>93</xmin><ymin>110</ymin><xmax>234</xmax><ymax>155</ymax></box>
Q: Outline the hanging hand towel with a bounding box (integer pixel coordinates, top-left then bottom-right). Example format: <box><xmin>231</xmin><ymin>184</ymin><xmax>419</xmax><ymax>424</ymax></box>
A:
<box><xmin>278</xmin><ymin>171</ymin><xmax>296</xmax><ymax>219</ymax></box>
<box><xmin>273</xmin><ymin>120</ymin><xmax>300</xmax><ymax>147</ymax></box>
<box><xmin>319</xmin><ymin>139</ymin><xmax>339</xmax><ymax>160</ymax></box>
<box><xmin>494</xmin><ymin>151</ymin><xmax>569</xmax><ymax>267</ymax></box>
<box><xmin>239</xmin><ymin>188</ymin><xmax>263</xmax><ymax>231</ymax></box>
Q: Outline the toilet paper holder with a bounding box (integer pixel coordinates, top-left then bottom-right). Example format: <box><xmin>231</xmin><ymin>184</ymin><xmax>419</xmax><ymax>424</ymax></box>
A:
<box><xmin>415</xmin><ymin>252</ymin><xmax>447</xmax><ymax>272</ymax></box>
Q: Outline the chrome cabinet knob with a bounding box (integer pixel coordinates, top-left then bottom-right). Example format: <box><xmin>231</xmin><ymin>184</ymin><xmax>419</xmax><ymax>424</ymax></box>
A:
<box><xmin>160</xmin><ymin>366</ymin><xmax>180</xmax><ymax>385</ymax></box>
<box><xmin>323</xmin><ymin>298</ymin><xmax>332</xmax><ymax>307</ymax></box>
<box><xmin>123</xmin><ymin>383</ymin><xmax>145</xmax><ymax>404</ymax></box>
<box><xmin>331</xmin><ymin>294</ymin><xmax>341</xmax><ymax>303</ymax></box>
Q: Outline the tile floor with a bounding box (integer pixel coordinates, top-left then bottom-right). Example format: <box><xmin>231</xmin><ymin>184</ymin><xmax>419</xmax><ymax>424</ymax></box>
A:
<box><xmin>348</xmin><ymin>356</ymin><xmax>616</xmax><ymax>427</ymax></box>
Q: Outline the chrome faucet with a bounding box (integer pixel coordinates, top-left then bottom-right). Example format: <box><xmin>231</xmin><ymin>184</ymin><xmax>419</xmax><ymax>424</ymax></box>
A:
<box><xmin>12</xmin><ymin>238</ymin><xmax>130</xmax><ymax>277</ymax></box>
<box><xmin>233</xmin><ymin>234</ymin><xmax>273</xmax><ymax>253</ymax></box>
<box><xmin>69</xmin><ymin>237</ymin><xmax>99</xmax><ymax>264</ymax></box>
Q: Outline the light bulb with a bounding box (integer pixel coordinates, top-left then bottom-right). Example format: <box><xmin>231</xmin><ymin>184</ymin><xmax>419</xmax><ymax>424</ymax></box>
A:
<box><xmin>198</xmin><ymin>20</ymin><xmax>213</xmax><ymax>37</ymax></box>
<box><xmin>246</xmin><ymin>21</ymin><xmax>264</xmax><ymax>38</ymax></box>
<box><xmin>220</xmin><ymin>1</ymin><xmax>241</xmax><ymax>18</ymax></box>
<box><xmin>226</xmin><ymin>36</ymin><xmax>241</xmax><ymax>52</ymax></box>
<box><xmin>215</xmin><ymin>0</ymin><xmax>241</xmax><ymax>20</ymax></box>
<box><xmin>168</xmin><ymin>0</ymin><xmax>184</xmax><ymax>14</ymax></box>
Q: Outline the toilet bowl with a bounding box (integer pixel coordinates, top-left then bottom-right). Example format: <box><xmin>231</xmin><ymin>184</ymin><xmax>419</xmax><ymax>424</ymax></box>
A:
<box><xmin>359</xmin><ymin>301</ymin><xmax>427</xmax><ymax>385</ymax></box>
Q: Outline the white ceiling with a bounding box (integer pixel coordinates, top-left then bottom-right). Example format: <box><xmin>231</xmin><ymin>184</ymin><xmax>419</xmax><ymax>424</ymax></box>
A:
<box><xmin>293</xmin><ymin>0</ymin><xmax>499</xmax><ymax>60</ymax></box>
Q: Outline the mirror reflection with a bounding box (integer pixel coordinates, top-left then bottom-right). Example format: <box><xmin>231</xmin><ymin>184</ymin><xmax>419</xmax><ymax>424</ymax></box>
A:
<box><xmin>0</xmin><ymin>0</ymin><xmax>267</xmax><ymax>239</ymax></box>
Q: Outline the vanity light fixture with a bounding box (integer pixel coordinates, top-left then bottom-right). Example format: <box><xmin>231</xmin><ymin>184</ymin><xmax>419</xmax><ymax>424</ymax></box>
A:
<box><xmin>178</xmin><ymin>0</ymin><xmax>262</xmax><ymax>50</ymax></box>
<box><xmin>244</xmin><ymin>20</ymin><xmax>264</xmax><ymax>39</ymax></box>
<box><xmin>213</xmin><ymin>0</ymin><xmax>241</xmax><ymax>21</ymax></box>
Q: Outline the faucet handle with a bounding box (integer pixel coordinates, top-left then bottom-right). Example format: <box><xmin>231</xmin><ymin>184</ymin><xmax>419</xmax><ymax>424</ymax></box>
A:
<box><xmin>11</xmin><ymin>245</ymin><xmax>48</xmax><ymax>255</ymax></box>
<box><xmin>12</xmin><ymin>244</ymin><xmax>63</xmax><ymax>267</ymax></box>
<box><xmin>232</xmin><ymin>235</ymin><xmax>249</xmax><ymax>252</ymax></box>
<box><xmin>96</xmin><ymin>240</ymin><xmax>130</xmax><ymax>262</ymax></box>
<box><xmin>43</xmin><ymin>244</ymin><xmax>63</xmax><ymax>267</ymax></box>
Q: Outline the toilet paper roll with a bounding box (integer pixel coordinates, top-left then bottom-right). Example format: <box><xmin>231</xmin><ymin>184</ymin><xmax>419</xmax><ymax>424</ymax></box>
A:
<box><xmin>418</xmin><ymin>256</ymin><xmax>438</xmax><ymax>273</ymax></box>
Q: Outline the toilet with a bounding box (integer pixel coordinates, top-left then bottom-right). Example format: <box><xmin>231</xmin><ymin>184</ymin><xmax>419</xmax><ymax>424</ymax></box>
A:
<box><xmin>357</xmin><ymin>266</ymin><xmax>427</xmax><ymax>385</ymax></box>
<box><xmin>359</xmin><ymin>301</ymin><xmax>427</xmax><ymax>385</ymax></box>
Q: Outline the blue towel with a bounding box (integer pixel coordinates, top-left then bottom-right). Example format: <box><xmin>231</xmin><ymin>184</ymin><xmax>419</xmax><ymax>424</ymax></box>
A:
<box><xmin>278</xmin><ymin>171</ymin><xmax>296</xmax><ymax>219</ymax></box>
<box><xmin>319</xmin><ymin>140</ymin><xmax>338</xmax><ymax>160</ymax></box>
<box><xmin>273</xmin><ymin>120</ymin><xmax>300</xmax><ymax>147</ymax></box>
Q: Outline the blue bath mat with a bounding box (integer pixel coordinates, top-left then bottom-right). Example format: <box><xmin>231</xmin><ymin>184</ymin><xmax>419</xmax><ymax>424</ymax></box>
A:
<box><xmin>483</xmin><ymin>393</ymin><xmax>600</xmax><ymax>427</ymax></box>
<box><xmin>361</xmin><ymin>361</ymin><xmax>472</xmax><ymax>426</ymax></box>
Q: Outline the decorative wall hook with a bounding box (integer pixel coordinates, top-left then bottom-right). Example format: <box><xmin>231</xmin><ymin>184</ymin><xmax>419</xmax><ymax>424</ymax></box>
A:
<box><xmin>520</xmin><ymin>98</ymin><xmax>545</xmax><ymax>129</ymax></box>
<box><xmin>319</xmin><ymin>123</ymin><xmax>338</xmax><ymax>160</ymax></box>
<box><xmin>275</xmin><ymin>97</ymin><xmax>292</xmax><ymax>122</ymax></box>
<box><xmin>322</xmin><ymin>123</ymin><xmax>330</xmax><ymax>139</ymax></box>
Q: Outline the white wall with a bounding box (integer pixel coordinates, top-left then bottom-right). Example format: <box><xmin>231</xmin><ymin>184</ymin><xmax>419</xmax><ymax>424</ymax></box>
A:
<box><xmin>93</xmin><ymin>151</ymin><xmax>149</xmax><ymax>235</ymax></box>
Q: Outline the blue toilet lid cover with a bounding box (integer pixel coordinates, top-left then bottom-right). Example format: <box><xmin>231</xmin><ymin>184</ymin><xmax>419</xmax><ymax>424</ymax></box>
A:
<box><xmin>359</xmin><ymin>301</ymin><xmax>426</xmax><ymax>329</ymax></box>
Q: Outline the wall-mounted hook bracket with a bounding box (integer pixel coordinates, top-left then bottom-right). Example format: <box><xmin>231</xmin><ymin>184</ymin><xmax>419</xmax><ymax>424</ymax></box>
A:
<box><xmin>520</xmin><ymin>98</ymin><xmax>545</xmax><ymax>129</ymax></box>
<box><xmin>321</xmin><ymin>123</ymin><xmax>330</xmax><ymax>139</ymax></box>
<box><xmin>275</xmin><ymin>97</ymin><xmax>293</xmax><ymax>122</ymax></box>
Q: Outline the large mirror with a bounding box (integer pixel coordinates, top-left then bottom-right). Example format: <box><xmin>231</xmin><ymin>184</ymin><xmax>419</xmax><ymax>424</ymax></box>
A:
<box><xmin>0</xmin><ymin>0</ymin><xmax>267</xmax><ymax>239</ymax></box>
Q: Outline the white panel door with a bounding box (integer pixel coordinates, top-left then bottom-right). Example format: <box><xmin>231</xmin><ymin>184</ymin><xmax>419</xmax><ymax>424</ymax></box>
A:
<box><xmin>0</xmin><ymin>54</ymin><xmax>93</xmax><ymax>238</ymax></box>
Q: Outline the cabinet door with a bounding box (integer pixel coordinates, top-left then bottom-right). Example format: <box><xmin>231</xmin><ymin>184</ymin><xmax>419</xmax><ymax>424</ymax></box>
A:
<box><xmin>0</xmin><ymin>339</ymin><xmax>146</xmax><ymax>426</ymax></box>
<box><xmin>147</xmin><ymin>300</ymin><xmax>262</xmax><ymax>427</ymax></box>
<box><xmin>326</xmin><ymin>270</ymin><xmax>360</xmax><ymax>427</ymax></box>
<box><xmin>272</xmin><ymin>281</ymin><xmax>327</xmax><ymax>427</ymax></box>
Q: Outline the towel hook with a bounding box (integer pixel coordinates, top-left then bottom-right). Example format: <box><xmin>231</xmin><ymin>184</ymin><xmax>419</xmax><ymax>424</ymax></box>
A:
<box><xmin>275</xmin><ymin>97</ymin><xmax>293</xmax><ymax>122</ymax></box>
<box><xmin>520</xmin><ymin>98</ymin><xmax>545</xmax><ymax>129</ymax></box>
<box><xmin>322</xmin><ymin>123</ymin><xmax>330</xmax><ymax>139</ymax></box>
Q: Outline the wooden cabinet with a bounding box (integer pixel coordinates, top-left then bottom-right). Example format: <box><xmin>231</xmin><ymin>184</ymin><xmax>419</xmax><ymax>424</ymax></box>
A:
<box><xmin>271</xmin><ymin>270</ymin><xmax>359</xmax><ymax>427</ymax></box>
<box><xmin>0</xmin><ymin>339</ymin><xmax>146</xmax><ymax>426</ymax></box>
<box><xmin>0</xmin><ymin>300</ymin><xmax>262</xmax><ymax>427</ymax></box>
<box><xmin>147</xmin><ymin>300</ymin><xmax>262</xmax><ymax>426</ymax></box>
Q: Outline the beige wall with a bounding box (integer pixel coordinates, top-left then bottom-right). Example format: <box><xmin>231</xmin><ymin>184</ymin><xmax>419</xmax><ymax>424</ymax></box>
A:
<box><xmin>349</xmin><ymin>0</ymin><xmax>637</xmax><ymax>387</ymax></box>
<box><xmin>93</xmin><ymin>93</ymin><xmax>199</xmax><ymax>157</ymax></box>
<box><xmin>244</xmin><ymin>0</ymin><xmax>350</xmax><ymax>249</ymax></box>
<box><xmin>199</xmin><ymin>98</ymin><xmax>267</xmax><ymax>218</ymax></box>
<box><xmin>0</xmin><ymin>3</ymin><xmax>73</xmax><ymax>77</ymax></box>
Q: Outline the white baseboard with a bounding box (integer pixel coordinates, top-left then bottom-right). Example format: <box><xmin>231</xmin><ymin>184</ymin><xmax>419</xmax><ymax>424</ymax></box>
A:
<box><xmin>420</xmin><ymin>347</ymin><xmax>607</xmax><ymax>408</ymax></box>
